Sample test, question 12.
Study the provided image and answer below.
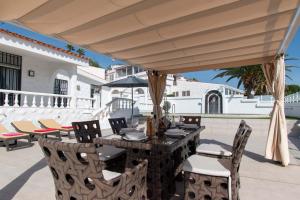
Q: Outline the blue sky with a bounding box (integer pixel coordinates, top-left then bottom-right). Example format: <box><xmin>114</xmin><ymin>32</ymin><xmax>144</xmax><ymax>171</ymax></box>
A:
<box><xmin>1</xmin><ymin>22</ymin><xmax>299</xmax><ymax>88</ymax></box>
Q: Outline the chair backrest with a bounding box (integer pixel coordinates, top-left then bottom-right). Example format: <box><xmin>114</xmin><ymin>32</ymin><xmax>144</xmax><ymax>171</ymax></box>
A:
<box><xmin>231</xmin><ymin>121</ymin><xmax>252</xmax><ymax>172</ymax></box>
<box><xmin>72</xmin><ymin>120</ymin><xmax>101</xmax><ymax>143</ymax></box>
<box><xmin>38</xmin><ymin>138</ymin><xmax>148</xmax><ymax>200</ymax></box>
<box><xmin>39</xmin><ymin>119</ymin><xmax>61</xmax><ymax>129</ymax></box>
<box><xmin>232</xmin><ymin>120</ymin><xmax>246</xmax><ymax>150</ymax></box>
<box><xmin>180</xmin><ymin>116</ymin><xmax>201</xmax><ymax>126</ymax></box>
<box><xmin>108</xmin><ymin>118</ymin><xmax>128</xmax><ymax>134</ymax></box>
<box><xmin>11</xmin><ymin>121</ymin><xmax>37</xmax><ymax>133</ymax></box>
<box><xmin>0</xmin><ymin>124</ymin><xmax>8</xmax><ymax>133</ymax></box>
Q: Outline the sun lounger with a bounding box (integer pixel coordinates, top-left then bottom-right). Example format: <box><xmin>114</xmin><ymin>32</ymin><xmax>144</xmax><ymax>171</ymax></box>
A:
<box><xmin>11</xmin><ymin>120</ymin><xmax>61</xmax><ymax>140</ymax></box>
<box><xmin>39</xmin><ymin>119</ymin><xmax>73</xmax><ymax>139</ymax></box>
<box><xmin>0</xmin><ymin>124</ymin><xmax>31</xmax><ymax>151</ymax></box>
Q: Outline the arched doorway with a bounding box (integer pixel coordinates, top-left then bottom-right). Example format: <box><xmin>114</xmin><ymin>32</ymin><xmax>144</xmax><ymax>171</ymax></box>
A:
<box><xmin>205</xmin><ymin>90</ymin><xmax>223</xmax><ymax>114</ymax></box>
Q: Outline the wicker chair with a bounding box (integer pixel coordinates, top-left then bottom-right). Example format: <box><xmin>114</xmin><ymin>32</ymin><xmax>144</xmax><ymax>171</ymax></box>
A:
<box><xmin>72</xmin><ymin>120</ymin><xmax>126</xmax><ymax>172</ymax></box>
<box><xmin>183</xmin><ymin>121</ymin><xmax>252</xmax><ymax>200</ymax></box>
<box><xmin>38</xmin><ymin>138</ymin><xmax>148</xmax><ymax>200</ymax></box>
<box><xmin>196</xmin><ymin>121</ymin><xmax>246</xmax><ymax>158</ymax></box>
<box><xmin>180</xmin><ymin>116</ymin><xmax>201</xmax><ymax>126</ymax></box>
<box><xmin>108</xmin><ymin>118</ymin><xmax>128</xmax><ymax>135</ymax></box>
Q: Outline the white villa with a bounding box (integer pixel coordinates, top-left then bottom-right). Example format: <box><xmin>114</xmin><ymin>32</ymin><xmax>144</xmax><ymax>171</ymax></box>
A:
<box><xmin>0</xmin><ymin>28</ymin><xmax>277</xmax><ymax>130</ymax></box>
<box><xmin>106</xmin><ymin>64</ymin><xmax>274</xmax><ymax>115</ymax></box>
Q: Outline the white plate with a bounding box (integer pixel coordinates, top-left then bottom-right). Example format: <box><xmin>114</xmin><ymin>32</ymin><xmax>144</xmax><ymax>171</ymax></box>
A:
<box><xmin>125</xmin><ymin>131</ymin><xmax>146</xmax><ymax>140</ymax></box>
<box><xmin>122</xmin><ymin>135</ymin><xmax>148</xmax><ymax>141</ymax></box>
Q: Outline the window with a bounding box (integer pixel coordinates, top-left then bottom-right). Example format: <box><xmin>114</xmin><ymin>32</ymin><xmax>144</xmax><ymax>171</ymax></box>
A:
<box><xmin>174</xmin><ymin>91</ymin><xmax>179</xmax><ymax>97</ymax></box>
<box><xmin>182</xmin><ymin>90</ymin><xmax>190</xmax><ymax>96</ymax></box>
<box><xmin>135</xmin><ymin>88</ymin><xmax>144</xmax><ymax>95</ymax></box>
<box><xmin>225</xmin><ymin>88</ymin><xmax>229</xmax><ymax>95</ymax></box>
<box><xmin>133</xmin><ymin>66</ymin><xmax>138</xmax><ymax>74</ymax></box>
<box><xmin>53</xmin><ymin>79</ymin><xmax>68</xmax><ymax>107</ymax></box>
<box><xmin>127</xmin><ymin>66</ymin><xmax>132</xmax><ymax>75</ymax></box>
<box><xmin>0</xmin><ymin>51</ymin><xmax>22</xmax><ymax>106</ymax></box>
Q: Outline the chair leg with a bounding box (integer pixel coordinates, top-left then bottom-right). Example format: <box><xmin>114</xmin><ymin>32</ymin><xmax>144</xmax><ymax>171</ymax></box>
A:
<box><xmin>57</xmin><ymin>132</ymin><xmax>62</xmax><ymax>141</ymax></box>
<box><xmin>4</xmin><ymin>140</ymin><xmax>9</xmax><ymax>151</ymax></box>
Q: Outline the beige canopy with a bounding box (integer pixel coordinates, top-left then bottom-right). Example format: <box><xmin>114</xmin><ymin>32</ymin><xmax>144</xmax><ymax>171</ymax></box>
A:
<box><xmin>1</xmin><ymin>0</ymin><xmax>299</xmax><ymax>73</ymax></box>
<box><xmin>1</xmin><ymin>0</ymin><xmax>299</xmax><ymax>166</ymax></box>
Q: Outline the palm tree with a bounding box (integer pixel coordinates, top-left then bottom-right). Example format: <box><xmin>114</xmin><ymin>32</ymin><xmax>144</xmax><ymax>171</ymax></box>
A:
<box><xmin>76</xmin><ymin>48</ymin><xmax>85</xmax><ymax>56</ymax></box>
<box><xmin>213</xmin><ymin>57</ymin><xmax>296</xmax><ymax>98</ymax></box>
<box><xmin>66</xmin><ymin>44</ymin><xmax>75</xmax><ymax>52</ymax></box>
<box><xmin>213</xmin><ymin>65</ymin><xmax>263</xmax><ymax>98</ymax></box>
<box><xmin>89</xmin><ymin>58</ymin><xmax>102</xmax><ymax>68</ymax></box>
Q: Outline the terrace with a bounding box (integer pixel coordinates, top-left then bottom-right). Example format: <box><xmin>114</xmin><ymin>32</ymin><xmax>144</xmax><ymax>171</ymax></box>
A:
<box><xmin>0</xmin><ymin>118</ymin><xmax>300</xmax><ymax>200</ymax></box>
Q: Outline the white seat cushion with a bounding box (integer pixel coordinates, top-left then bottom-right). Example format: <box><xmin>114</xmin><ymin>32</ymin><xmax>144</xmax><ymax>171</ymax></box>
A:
<box><xmin>183</xmin><ymin>155</ymin><xmax>231</xmax><ymax>177</ymax></box>
<box><xmin>196</xmin><ymin>144</ymin><xmax>232</xmax><ymax>157</ymax></box>
<box><xmin>102</xmin><ymin>169</ymin><xmax>121</xmax><ymax>181</ymax></box>
<box><xmin>97</xmin><ymin>145</ymin><xmax>126</xmax><ymax>161</ymax></box>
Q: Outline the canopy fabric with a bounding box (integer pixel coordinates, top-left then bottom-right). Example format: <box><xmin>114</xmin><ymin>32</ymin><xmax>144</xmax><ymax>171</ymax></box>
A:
<box><xmin>262</xmin><ymin>57</ymin><xmax>289</xmax><ymax>166</ymax></box>
<box><xmin>103</xmin><ymin>76</ymin><xmax>148</xmax><ymax>88</ymax></box>
<box><xmin>147</xmin><ymin>71</ymin><xmax>167</xmax><ymax>130</ymax></box>
<box><xmin>1</xmin><ymin>0</ymin><xmax>299</xmax><ymax>73</ymax></box>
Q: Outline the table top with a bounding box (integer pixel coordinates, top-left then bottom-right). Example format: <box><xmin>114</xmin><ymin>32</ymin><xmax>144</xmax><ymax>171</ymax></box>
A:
<box><xmin>94</xmin><ymin>126</ymin><xmax>205</xmax><ymax>152</ymax></box>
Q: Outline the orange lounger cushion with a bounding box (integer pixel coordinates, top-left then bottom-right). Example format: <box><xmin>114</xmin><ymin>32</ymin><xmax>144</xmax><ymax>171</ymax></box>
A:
<box><xmin>34</xmin><ymin>128</ymin><xmax>58</xmax><ymax>132</ymax></box>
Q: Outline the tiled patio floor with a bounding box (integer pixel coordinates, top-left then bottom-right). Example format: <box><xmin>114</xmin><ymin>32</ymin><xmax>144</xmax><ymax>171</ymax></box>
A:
<box><xmin>0</xmin><ymin>118</ymin><xmax>300</xmax><ymax>200</ymax></box>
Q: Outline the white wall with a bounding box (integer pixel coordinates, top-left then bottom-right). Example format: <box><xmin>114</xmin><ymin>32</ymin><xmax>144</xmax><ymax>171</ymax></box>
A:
<box><xmin>168</xmin><ymin>98</ymin><xmax>203</xmax><ymax>114</ymax></box>
<box><xmin>225</xmin><ymin>96</ymin><xmax>273</xmax><ymax>115</ymax></box>
<box><xmin>21</xmin><ymin>56</ymin><xmax>77</xmax><ymax>95</ymax></box>
<box><xmin>0</xmin><ymin>107</ymin><xmax>94</xmax><ymax>131</ymax></box>
<box><xmin>285</xmin><ymin>103</ymin><xmax>300</xmax><ymax>118</ymax></box>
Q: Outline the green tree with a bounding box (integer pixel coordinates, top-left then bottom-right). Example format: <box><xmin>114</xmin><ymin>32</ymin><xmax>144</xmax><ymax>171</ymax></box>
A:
<box><xmin>89</xmin><ymin>59</ymin><xmax>102</xmax><ymax>68</ymax></box>
<box><xmin>66</xmin><ymin>44</ymin><xmax>75</xmax><ymax>52</ymax></box>
<box><xmin>285</xmin><ymin>84</ymin><xmax>300</xmax><ymax>96</ymax></box>
<box><xmin>213</xmin><ymin>56</ymin><xmax>296</xmax><ymax>98</ymax></box>
<box><xmin>163</xmin><ymin>101</ymin><xmax>171</xmax><ymax>113</ymax></box>
<box><xmin>213</xmin><ymin>64</ymin><xmax>265</xmax><ymax>98</ymax></box>
<box><xmin>76</xmin><ymin>48</ymin><xmax>85</xmax><ymax>56</ymax></box>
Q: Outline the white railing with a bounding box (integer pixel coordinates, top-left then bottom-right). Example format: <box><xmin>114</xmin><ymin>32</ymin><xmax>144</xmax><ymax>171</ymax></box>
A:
<box><xmin>138</xmin><ymin>102</ymin><xmax>153</xmax><ymax>112</ymax></box>
<box><xmin>0</xmin><ymin>89</ymin><xmax>72</xmax><ymax>108</ymax></box>
<box><xmin>285</xmin><ymin>92</ymin><xmax>300</xmax><ymax>103</ymax></box>
<box><xmin>254</xmin><ymin>95</ymin><xmax>274</xmax><ymax>102</ymax></box>
<box><xmin>76</xmin><ymin>97</ymin><xmax>96</xmax><ymax>109</ymax></box>
<box><xmin>108</xmin><ymin>97</ymin><xmax>133</xmax><ymax>112</ymax></box>
<box><xmin>92</xmin><ymin>97</ymin><xmax>134</xmax><ymax>120</ymax></box>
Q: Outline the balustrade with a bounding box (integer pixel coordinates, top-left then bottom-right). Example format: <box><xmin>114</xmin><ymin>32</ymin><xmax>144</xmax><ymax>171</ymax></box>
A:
<box><xmin>0</xmin><ymin>89</ymin><xmax>72</xmax><ymax>109</ymax></box>
<box><xmin>285</xmin><ymin>92</ymin><xmax>300</xmax><ymax>103</ymax></box>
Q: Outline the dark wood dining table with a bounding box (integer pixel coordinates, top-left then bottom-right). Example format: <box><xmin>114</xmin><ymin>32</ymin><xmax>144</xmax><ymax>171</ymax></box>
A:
<box><xmin>94</xmin><ymin>126</ymin><xmax>205</xmax><ymax>200</ymax></box>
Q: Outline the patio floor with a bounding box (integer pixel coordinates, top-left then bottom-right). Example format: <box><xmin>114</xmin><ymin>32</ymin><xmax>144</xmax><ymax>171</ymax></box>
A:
<box><xmin>0</xmin><ymin>118</ymin><xmax>300</xmax><ymax>200</ymax></box>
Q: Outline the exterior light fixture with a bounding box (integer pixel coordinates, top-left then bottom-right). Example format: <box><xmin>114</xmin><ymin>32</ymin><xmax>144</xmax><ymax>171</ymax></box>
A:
<box><xmin>28</xmin><ymin>70</ymin><xmax>35</xmax><ymax>77</ymax></box>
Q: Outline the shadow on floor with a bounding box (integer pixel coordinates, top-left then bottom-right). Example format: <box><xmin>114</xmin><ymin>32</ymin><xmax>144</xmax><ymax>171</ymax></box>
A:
<box><xmin>200</xmin><ymin>139</ymin><xmax>278</xmax><ymax>164</ymax></box>
<box><xmin>0</xmin><ymin>158</ymin><xmax>47</xmax><ymax>200</ymax></box>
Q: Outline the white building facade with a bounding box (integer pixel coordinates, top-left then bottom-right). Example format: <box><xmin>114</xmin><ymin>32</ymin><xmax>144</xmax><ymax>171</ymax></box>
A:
<box><xmin>106</xmin><ymin>64</ymin><xmax>274</xmax><ymax>116</ymax></box>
